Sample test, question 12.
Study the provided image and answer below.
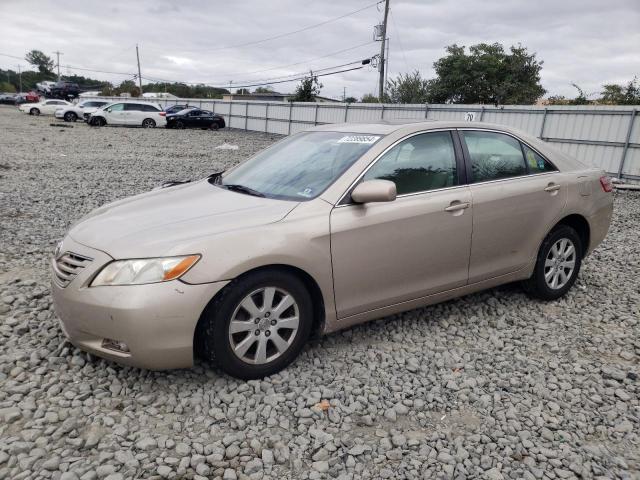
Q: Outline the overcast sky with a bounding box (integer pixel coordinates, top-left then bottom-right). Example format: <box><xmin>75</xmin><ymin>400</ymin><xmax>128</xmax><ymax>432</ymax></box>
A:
<box><xmin>1</xmin><ymin>0</ymin><xmax>638</xmax><ymax>100</ymax></box>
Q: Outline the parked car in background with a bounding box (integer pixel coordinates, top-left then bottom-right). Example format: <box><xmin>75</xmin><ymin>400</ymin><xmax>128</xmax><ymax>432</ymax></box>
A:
<box><xmin>51</xmin><ymin>121</ymin><xmax>613</xmax><ymax>379</ymax></box>
<box><xmin>166</xmin><ymin>109</ymin><xmax>226</xmax><ymax>130</ymax></box>
<box><xmin>36</xmin><ymin>80</ymin><xmax>57</xmax><ymax>95</ymax></box>
<box><xmin>14</xmin><ymin>91</ymin><xmax>40</xmax><ymax>105</ymax></box>
<box><xmin>88</xmin><ymin>101</ymin><xmax>166</xmax><ymax>128</ymax></box>
<box><xmin>19</xmin><ymin>99</ymin><xmax>72</xmax><ymax>115</ymax></box>
<box><xmin>55</xmin><ymin>100</ymin><xmax>110</xmax><ymax>122</ymax></box>
<box><xmin>164</xmin><ymin>104</ymin><xmax>195</xmax><ymax>114</ymax></box>
<box><xmin>0</xmin><ymin>93</ymin><xmax>16</xmax><ymax>105</ymax></box>
<box><xmin>50</xmin><ymin>81</ymin><xmax>81</xmax><ymax>100</ymax></box>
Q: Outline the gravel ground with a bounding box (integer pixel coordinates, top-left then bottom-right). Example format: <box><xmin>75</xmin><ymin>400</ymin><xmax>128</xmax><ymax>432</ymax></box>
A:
<box><xmin>0</xmin><ymin>105</ymin><xmax>638</xmax><ymax>480</ymax></box>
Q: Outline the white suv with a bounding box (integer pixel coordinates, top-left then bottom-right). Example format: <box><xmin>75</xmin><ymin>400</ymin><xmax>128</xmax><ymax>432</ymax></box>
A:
<box><xmin>55</xmin><ymin>100</ymin><xmax>110</xmax><ymax>122</ymax></box>
<box><xmin>88</xmin><ymin>101</ymin><xmax>166</xmax><ymax>128</ymax></box>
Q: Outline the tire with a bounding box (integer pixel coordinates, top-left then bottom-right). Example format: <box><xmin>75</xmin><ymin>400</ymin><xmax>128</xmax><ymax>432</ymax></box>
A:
<box><xmin>90</xmin><ymin>117</ymin><xmax>106</xmax><ymax>127</ymax></box>
<box><xmin>210</xmin><ymin>122</ymin><xmax>220</xmax><ymax>131</ymax></box>
<box><xmin>175</xmin><ymin>120</ymin><xmax>185</xmax><ymax>129</ymax></box>
<box><xmin>63</xmin><ymin>111</ymin><xmax>77</xmax><ymax>122</ymax></box>
<box><xmin>30</xmin><ymin>108</ymin><xmax>40</xmax><ymax>116</ymax></box>
<box><xmin>142</xmin><ymin>118</ymin><xmax>156</xmax><ymax>128</ymax></box>
<box><xmin>198</xmin><ymin>270</ymin><xmax>313</xmax><ymax>379</ymax></box>
<box><xmin>523</xmin><ymin>225</ymin><xmax>583</xmax><ymax>301</ymax></box>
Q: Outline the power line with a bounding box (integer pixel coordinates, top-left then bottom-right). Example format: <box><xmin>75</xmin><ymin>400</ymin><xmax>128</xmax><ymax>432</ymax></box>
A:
<box><xmin>390</xmin><ymin>9</ymin><xmax>409</xmax><ymax>72</ymax></box>
<box><xmin>214</xmin><ymin>41</ymin><xmax>376</xmax><ymax>79</ymax></box>
<box><xmin>143</xmin><ymin>58</ymin><xmax>371</xmax><ymax>87</ymax></box>
<box><xmin>203</xmin><ymin>1</ymin><xmax>382</xmax><ymax>52</ymax></box>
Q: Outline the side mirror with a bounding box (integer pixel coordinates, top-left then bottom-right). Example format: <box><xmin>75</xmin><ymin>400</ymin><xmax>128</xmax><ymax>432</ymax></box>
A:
<box><xmin>351</xmin><ymin>180</ymin><xmax>397</xmax><ymax>204</ymax></box>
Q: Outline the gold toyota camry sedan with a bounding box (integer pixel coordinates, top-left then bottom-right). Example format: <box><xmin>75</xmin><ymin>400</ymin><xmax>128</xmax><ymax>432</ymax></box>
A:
<box><xmin>52</xmin><ymin>121</ymin><xmax>613</xmax><ymax>379</ymax></box>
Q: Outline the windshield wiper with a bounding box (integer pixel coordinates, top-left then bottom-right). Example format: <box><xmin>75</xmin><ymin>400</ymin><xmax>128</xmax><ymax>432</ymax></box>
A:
<box><xmin>221</xmin><ymin>184</ymin><xmax>265</xmax><ymax>197</ymax></box>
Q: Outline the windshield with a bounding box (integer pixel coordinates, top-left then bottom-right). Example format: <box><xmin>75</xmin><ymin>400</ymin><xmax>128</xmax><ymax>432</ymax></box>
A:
<box><xmin>220</xmin><ymin>131</ymin><xmax>381</xmax><ymax>201</ymax></box>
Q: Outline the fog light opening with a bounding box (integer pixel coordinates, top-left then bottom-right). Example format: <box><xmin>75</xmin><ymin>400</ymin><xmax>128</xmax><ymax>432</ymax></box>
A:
<box><xmin>102</xmin><ymin>338</ymin><xmax>130</xmax><ymax>353</ymax></box>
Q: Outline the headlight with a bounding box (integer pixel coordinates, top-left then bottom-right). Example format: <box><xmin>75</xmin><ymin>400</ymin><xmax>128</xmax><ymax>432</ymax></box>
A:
<box><xmin>91</xmin><ymin>255</ymin><xmax>200</xmax><ymax>286</ymax></box>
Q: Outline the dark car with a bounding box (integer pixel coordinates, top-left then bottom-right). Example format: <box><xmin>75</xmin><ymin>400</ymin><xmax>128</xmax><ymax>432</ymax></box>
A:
<box><xmin>166</xmin><ymin>109</ymin><xmax>226</xmax><ymax>130</ymax></box>
<box><xmin>50</xmin><ymin>81</ymin><xmax>81</xmax><ymax>100</ymax></box>
<box><xmin>164</xmin><ymin>104</ymin><xmax>195</xmax><ymax>115</ymax></box>
<box><xmin>0</xmin><ymin>94</ymin><xmax>16</xmax><ymax>105</ymax></box>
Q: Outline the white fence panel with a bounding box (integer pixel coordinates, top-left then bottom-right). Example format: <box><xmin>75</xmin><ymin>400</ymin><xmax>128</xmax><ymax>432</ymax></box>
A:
<box><xmin>79</xmin><ymin>96</ymin><xmax>640</xmax><ymax>181</ymax></box>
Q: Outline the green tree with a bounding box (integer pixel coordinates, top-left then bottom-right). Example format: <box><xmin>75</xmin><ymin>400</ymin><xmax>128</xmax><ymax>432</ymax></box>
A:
<box><xmin>385</xmin><ymin>71</ymin><xmax>430</xmax><ymax>104</ymax></box>
<box><xmin>344</xmin><ymin>96</ymin><xmax>357</xmax><ymax>103</ymax></box>
<box><xmin>254</xmin><ymin>86</ymin><xmax>274</xmax><ymax>93</ymax></box>
<box><xmin>428</xmin><ymin>43</ymin><xmax>545</xmax><ymax>105</ymax></box>
<box><xmin>361</xmin><ymin>93</ymin><xmax>379</xmax><ymax>103</ymax></box>
<box><xmin>236</xmin><ymin>88</ymin><xmax>250</xmax><ymax>95</ymax></box>
<box><xmin>291</xmin><ymin>74</ymin><xmax>322</xmax><ymax>102</ymax></box>
<box><xmin>0</xmin><ymin>81</ymin><xmax>16</xmax><ymax>93</ymax></box>
<box><xmin>600</xmin><ymin>77</ymin><xmax>640</xmax><ymax>105</ymax></box>
<box><xmin>25</xmin><ymin>50</ymin><xmax>55</xmax><ymax>75</ymax></box>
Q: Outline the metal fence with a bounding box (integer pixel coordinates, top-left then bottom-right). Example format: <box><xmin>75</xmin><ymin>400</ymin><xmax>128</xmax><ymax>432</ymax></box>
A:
<box><xmin>86</xmin><ymin>96</ymin><xmax>640</xmax><ymax>182</ymax></box>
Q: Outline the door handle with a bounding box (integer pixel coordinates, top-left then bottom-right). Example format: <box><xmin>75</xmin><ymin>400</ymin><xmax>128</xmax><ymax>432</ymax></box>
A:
<box><xmin>444</xmin><ymin>201</ymin><xmax>470</xmax><ymax>212</ymax></box>
<box><xmin>544</xmin><ymin>183</ymin><xmax>561</xmax><ymax>192</ymax></box>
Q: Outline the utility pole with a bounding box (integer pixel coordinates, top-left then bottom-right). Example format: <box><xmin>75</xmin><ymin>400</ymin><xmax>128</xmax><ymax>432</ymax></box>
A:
<box><xmin>378</xmin><ymin>0</ymin><xmax>390</xmax><ymax>101</ymax></box>
<box><xmin>136</xmin><ymin>44</ymin><xmax>143</xmax><ymax>94</ymax></box>
<box><xmin>16</xmin><ymin>65</ymin><xmax>22</xmax><ymax>93</ymax></box>
<box><xmin>53</xmin><ymin>51</ymin><xmax>62</xmax><ymax>81</ymax></box>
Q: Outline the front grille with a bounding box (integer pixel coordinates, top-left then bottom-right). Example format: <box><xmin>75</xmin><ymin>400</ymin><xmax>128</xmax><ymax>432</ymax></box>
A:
<box><xmin>52</xmin><ymin>252</ymin><xmax>93</xmax><ymax>287</ymax></box>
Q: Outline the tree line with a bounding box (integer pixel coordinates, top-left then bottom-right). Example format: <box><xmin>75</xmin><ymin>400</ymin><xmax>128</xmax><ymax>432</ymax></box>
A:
<box><xmin>1</xmin><ymin>47</ymin><xmax>638</xmax><ymax>105</ymax></box>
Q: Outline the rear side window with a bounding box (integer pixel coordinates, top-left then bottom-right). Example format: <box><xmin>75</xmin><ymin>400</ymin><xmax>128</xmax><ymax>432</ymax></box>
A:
<box><xmin>522</xmin><ymin>144</ymin><xmax>556</xmax><ymax>173</ymax></box>
<box><xmin>363</xmin><ymin>131</ymin><xmax>457</xmax><ymax>195</ymax></box>
<box><xmin>462</xmin><ymin>131</ymin><xmax>526</xmax><ymax>183</ymax></box>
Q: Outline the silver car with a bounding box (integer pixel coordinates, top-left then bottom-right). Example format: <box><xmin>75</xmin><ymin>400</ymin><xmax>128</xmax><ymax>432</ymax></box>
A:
<box><xmin>52</xmin><ymin>121</ymin><xmax>613</xmax><ymax>379</ymax></box>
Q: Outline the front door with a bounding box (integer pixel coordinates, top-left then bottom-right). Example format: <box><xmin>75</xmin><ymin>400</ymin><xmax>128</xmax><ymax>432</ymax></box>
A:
<box><xmin>105</xmin><ymin>103</ymin><xmax>126</xmax><ymax>124</ymax></box>
<box><xmin>459</xmin><ymin>130</ymin><xmax>567</xmax><ymax>283</ymax></box>
<box><xmin>330</xmin><ymin>130</ymin><xmax>473</xmax><ymax>319</ymax></box>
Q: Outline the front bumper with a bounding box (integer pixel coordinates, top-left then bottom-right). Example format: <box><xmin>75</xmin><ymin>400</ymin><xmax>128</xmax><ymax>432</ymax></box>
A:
<box><xmin>51</xmin><ymin>236</ymin><xmax>228</xmax><ymax>370</ymax></box>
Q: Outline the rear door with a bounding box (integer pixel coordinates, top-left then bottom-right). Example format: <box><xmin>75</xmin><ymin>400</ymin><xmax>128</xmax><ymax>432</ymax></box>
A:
<box><xmin>123</xmin><ymin>103</ymin><xmax>143</xmax><ymax>125</ymax></box>
<box><xmin>459</xmin><ymin>129</ymin><xmax>566</xmax><ymax>283</ymax></box>
<box><xmin>330</xmin><ymin>130</ymin><xmax>473</xmax><ymax>318</ymax></box>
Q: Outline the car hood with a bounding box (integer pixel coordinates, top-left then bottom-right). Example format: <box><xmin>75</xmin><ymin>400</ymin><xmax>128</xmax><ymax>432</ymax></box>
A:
<box><xmin>68</xmin><ymin>179</ymin><xmax>299</xmax><ymax>258</ymax></box>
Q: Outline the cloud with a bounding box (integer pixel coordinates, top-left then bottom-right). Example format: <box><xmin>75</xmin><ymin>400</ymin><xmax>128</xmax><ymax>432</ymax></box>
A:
<box><xmin>0</xmin><ymin>0</ymin><xmax>638</xmax><ymax>99</ymax></box>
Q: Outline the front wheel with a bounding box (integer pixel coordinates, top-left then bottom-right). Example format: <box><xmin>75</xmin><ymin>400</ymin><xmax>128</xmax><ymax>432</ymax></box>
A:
<box><xmin>523</xmin><ymin>225</ymin><xmax>582</xmax><ymax>300</ymax></box>
<box><xmin>197</xmin><ymin>270</ymin><xmax>313</xmax><ymax>379</ymax></box>
<box><xmin>142</xmin><ymin>118</ymin><xmax>156</xmax><ymax>128</ymax></box>
<box><xmin>64</xmin><ymin>111</ymin><xmax>77</xmax><ymax>122</ymax></box>
<box><xmin>30</xmin><ymin>108</ymin><xmax>40</xmax><ymax>116</ymax></box>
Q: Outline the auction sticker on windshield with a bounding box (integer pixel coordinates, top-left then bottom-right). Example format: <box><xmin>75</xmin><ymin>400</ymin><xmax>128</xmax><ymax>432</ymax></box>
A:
<box><xmin>337</xmin><ymin>135</ymin><xmax>380</xmax><ymax>144</ymax></box>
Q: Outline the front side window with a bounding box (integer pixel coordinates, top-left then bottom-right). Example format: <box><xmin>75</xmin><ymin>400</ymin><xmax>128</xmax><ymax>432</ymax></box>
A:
<box><xmin>221</xmin><ymin>132</ymin><xmax>382</xmax><ymax>201</ymax></box>
<box><xmin>522</xmin><ymin>144</ymin><xmax>556</xmax><ymax>173</ymax></box>
<box><xmin>362</xmin><ymin>131</ymin><xmax>457</xmax><ymax>195</ymax></box>
<box><xmin>462</xmin><ymin>131</ymin><xmax>526</xmax><ymax>183</ymax></box>
<box><xmin>108</xmin><ymin>103</ymin><xmax>125</xmax><ymax>112</ymax></box>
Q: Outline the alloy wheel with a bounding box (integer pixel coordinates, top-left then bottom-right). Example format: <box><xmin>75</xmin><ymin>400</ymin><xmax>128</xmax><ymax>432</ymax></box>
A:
<box><xmin>228</xmin><ymin>287</ymin><xmax>300</xmax><ymax>365</ymax></box>
<box><xmin>544</xmin><ymin>238</ymin><xmax>576</xmax><ymax>289</ymax></box>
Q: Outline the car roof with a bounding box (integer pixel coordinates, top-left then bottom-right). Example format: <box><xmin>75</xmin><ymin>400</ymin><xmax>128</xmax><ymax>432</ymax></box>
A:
<box><xmin>307</xmin><ymin>119</ymin><xmax>535</xmax><ymax>136</ymax></box>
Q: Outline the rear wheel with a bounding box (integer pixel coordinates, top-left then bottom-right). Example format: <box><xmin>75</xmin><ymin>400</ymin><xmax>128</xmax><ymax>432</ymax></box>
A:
<box><xmin>175</xmin><ymin>120</ymin><xmax>185</xmax><ymax>129</ymax></box>
<box><xmin>64</xmin><ymin>111</ymin><xmax>77</xmax><ymax>122</ymax></box>
<box><xmin>142</xmin><ymin>118</ymin><xmax>156</xmax><ymax>128</ymax></box>
<box><xmin>197</xmin><ymin>270</ymin><xmax>313</xmax><ymax>379</ymax></box>
<box><xmin>30</xmin><ymin>108</ymin><xmax>40</xmax><ymax>116</ymax></box>
<box><xmin>210</xmin><ymin>121</ymin><xmax>220</xmax><ymax>131</ymax></box>
<box><xmin>523</xmin><ymin>225</ymin><xmax>582</xmax><ymax>300</ymax></box>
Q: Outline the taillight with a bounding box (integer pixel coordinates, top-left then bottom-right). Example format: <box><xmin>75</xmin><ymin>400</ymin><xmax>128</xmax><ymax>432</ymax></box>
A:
<box><xmin>599</xmin><ymin>175</ymin><xmax>613</xmax><ymax>193</ymax></box>
<box><xmin>159</xmin><ymin>112</ymin><xmax>166</xmax><ymax>116</ymax></box>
